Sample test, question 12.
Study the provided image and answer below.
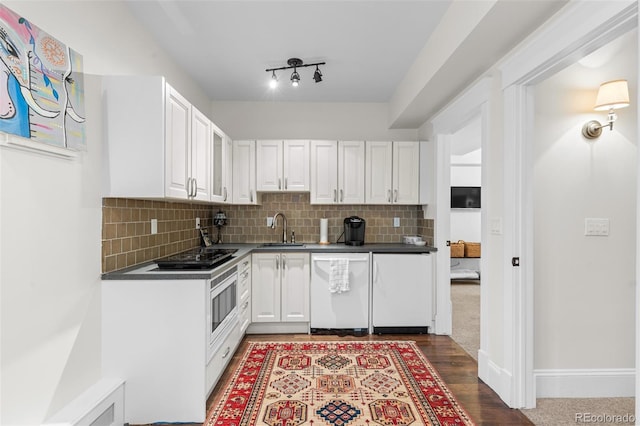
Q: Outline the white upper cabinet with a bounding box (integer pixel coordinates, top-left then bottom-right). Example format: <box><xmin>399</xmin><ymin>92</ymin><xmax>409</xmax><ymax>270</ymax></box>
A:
<box><xmin>103</xmin><ymin>75</ymin><xmax>227</xmax><ymax>203</ymax></box>
<box><xmin>232</xmin><ymin>140</ymin><xmax>259</xmax><ymax>205</ymax></box>
<box><xmin>165</xmin><ymin>88</ymin><xmax>211</xmax><ymax>201</ymax></box>
<box><xmin>189</xmin><ymin>107</ymin><xmax>211</xmax><ymax>201</ymax></box>
<box><xmin>211</xmin><ymin>125</ymin><xmax>232</xmax><ymax>203</ymax></box>
<box><xmin>365</xmin><ymin>141</ymin><xmax>419</xmax><ymax>204</ymax></box>
<box><xmin>310</xmin><ymin>140</ymin><xmax>364</xmax><ymax>204</ymax></box>
<box><xmin>164</xmin><ymin>86</ymin><xmax>192</xmax><ymax>199</ymax></box>
<box><xmin>392</xmin><ymin>141</ymin><xmax>420</xmax><ymax>204</ymax></box>
<box><xmin>256</xmin><ymin>140</ymin><xmax>309</xmax><ymax>191</ymax></box>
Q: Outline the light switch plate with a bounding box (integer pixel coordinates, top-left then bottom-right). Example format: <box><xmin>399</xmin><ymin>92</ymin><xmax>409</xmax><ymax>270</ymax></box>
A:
<box><xmin>490</xmin><ymin>217</ymin><xmax>503</xmax><ymax>235</ymax></box>
<box><xmin>151</xmin><ymin>219</ymin><xmax>158</xmax><ymax>235</ymax></box>
<box><xmin>267</xmin><ymin>217</ymin><xmax>274</xmax><ymax>227</ymax></box>
<box><xmin>393</xmin><ymin>217</ymin><xmax>400</xmax><ymax>227</ymax></box>
<box><xmin>584</xmin><ymin>218</ymin><xmax>609</xmax><ymax>236</ymax></box>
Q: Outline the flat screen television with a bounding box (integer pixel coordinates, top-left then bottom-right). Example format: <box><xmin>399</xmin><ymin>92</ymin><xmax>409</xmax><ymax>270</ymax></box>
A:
<box><xmin>451</xmin><ymin>186</ymin><xmax>481</xmax><ymax>208</ymax></box>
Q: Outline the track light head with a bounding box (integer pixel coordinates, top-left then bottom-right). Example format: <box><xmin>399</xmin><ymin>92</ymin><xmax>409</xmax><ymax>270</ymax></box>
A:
<box><xmin>313</xmin><ymin>66</ymin><xmax>323</xmax><ymax>83</ymax></box>
<box><xmin>291</xmin><ymin>69</ymin><xmax>300</xmax><ymax>87</ymax></box>
<box><xmin>269</xmin><ymin>70</ymin><xmax>278</xmax><ymax>89</ymax></box>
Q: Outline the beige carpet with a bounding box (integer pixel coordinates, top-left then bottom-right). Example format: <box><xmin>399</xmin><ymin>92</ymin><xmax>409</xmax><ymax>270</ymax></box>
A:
<box><xmin>450</xmin><ymin>281</ymin><xmax>635</xmax><ymax>425</ymax></box>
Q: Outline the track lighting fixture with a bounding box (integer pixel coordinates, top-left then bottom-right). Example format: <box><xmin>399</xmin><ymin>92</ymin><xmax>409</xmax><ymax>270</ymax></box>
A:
<box><xmin>266</xmin><ymin>57</ymin><xmax>326</xmax><ymax>89</ymax></box>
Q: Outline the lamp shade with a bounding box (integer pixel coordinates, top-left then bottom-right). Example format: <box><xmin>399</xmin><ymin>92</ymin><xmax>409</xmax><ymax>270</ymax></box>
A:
<box><xmin>594</xmin><ymin>79</ymin><xmax>629</xmax><ymax>111</ymax></box>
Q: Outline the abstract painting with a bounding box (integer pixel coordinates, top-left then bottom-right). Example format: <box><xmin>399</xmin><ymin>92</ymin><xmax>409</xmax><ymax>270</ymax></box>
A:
<box><xmin>0</xmin><ymin>4</ymin><xmax>85</xmax><ymax>150</ymax></box>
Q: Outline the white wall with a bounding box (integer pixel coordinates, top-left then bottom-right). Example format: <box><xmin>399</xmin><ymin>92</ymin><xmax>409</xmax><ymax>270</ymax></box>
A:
<box><xmin>451</xmin><ymin>144</ymin><xmax>481</xmax><ymax>242</ymax></box>
<box><xmin>533</xmin><ymin>30</ymin><xmax>636</xmax><ymax>371</ymax></box>
<box><xmin>0</xmin><ymin>2</ymin><xmax>207</xmax><ymax>423</ymax></box>
<box><xmin>210</xmin><ymin>101</ymin><xmax>418</xmax><ymax>141</ymax></box>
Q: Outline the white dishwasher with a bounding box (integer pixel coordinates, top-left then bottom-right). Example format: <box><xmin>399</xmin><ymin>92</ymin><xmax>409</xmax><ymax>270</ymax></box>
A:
<box><xmin>310</xmin><ymin>253</ymin><xmax>370</xmax><ymax>335</ymax></box>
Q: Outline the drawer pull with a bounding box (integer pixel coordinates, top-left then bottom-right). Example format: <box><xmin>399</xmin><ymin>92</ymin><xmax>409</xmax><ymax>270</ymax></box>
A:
<box><xmin>243</xmin><ymin>301</ymin><xmax>249</xmax><ymax>310</ymax></box>
<box><xmin>221</xmin><ymin>347</ymin><xmax>231</xmax><ymax>359</ymax></box>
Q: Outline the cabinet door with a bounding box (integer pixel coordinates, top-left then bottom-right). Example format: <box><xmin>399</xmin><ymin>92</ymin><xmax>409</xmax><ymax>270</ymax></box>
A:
<box><xmin>338</xmin><ymin>141</ymin><xmax>365</xmax><ymax>204</ymax></box>
<box><xmin>165</xmin><ymin>85</ymin><xmax>191</xmax><ymax>199</ymax></box>
<box><xmin>211</xmin><ymin>126</ymin><xmax>226</xmax><ymax>203</ymax></box>
<box><xmin>393</xmin><ymin>141</ymin><xmax>420</xmax><ymax>204</ymax></box>
<box><xmin>283</xmin><ymin>140</ymin><xmax>309</xmax><ymax>191</ymax></box>
<box><xmin>281</xmin><ymin>253</ymin><xmax>310</xmax><ymax>322</ymax></box>
<box><xmin>190</xmin><ymin>107</ymin><xmax>211</xmax><ymax>201</ymax></box>
<box><xmin>372</xmin><ymin>254</ymin><xmax>432</xmax><ymax>327</ymax></box>
<box><xmin>232</xmin><ymin>140</ymin><xmax>257</xmax><ymax>204</ymax></box>
<box><xmin>365</xmin><ymin>141</ymin><xmax>393</xmax><ymax>204</ymax></box>
<box><xmin>257</xmin><ymin>140</ymin><xmax>284</xmax><ymax>191</ymax></box>
<box><xmin>310</xmin><ymin>141</ymin><xmax>338</xmax><ymax>204</ymax></box>
<box><xmin>251</xmin><ymin>253</ymin><xmax>281</xmax><ymax>322</ymax></box>
<box><xmin>224</xmin><ymin>135</ymin><xmax>233</xmax><ymax>203</ymax></box>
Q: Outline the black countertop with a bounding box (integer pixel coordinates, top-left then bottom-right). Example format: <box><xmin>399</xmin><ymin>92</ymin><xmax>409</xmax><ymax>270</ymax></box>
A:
<box><xmin>102</xmin><ymin>242</ymin><xmax>437</xmax><ymax>281</ymax></box>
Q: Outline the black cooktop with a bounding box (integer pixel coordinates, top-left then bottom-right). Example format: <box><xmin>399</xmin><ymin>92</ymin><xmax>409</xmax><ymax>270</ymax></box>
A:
<box><xmin>155</xmin><ymin>248</ymin><xmax>237</xmax><ymax>270</ymax></box>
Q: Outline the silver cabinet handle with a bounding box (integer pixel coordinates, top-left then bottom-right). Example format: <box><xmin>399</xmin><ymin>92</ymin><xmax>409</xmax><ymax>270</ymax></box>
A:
<box><xmin>278</xmin><ymin>178</ymin><xmax>282</xmax><ymax>190</ymax></box>
<box><xmin>224</xmin><ymin>187</ymin><xmax>228</xmax><ymax>201</ymax></box>
<box><xmin>194</xmin><ymin>179</ymin><xmax>198</xmax><ymax>198</ymax></box>
<box><xmin>340</xmin><ymin>189</ymin><xmax>344</xmax><ymax>202</ymax></box>
<box><xmin>333</xmin><ymin>189</ymin><xmax>337</xmax><ymax>202</ymax></box>
<box><xmin>221</xmin><ymin>347</ymin><xmax>231</xmax><ymax>359</ymax></box>
<box><xmin>186</xmin><ymin>177</ymin><xmax>192</xmax><ymax>197</ymax></box>
<box><xmin>394</xmin><ymin>189</ymin><xmax>398</xmax><ymax>203</ymax></box>
<box><xmin>275</xmin><ymin>254</ymin><xmax>280</xmax><ymax>270</ymax></box>
<box><xmin>387</xmin><ymin>189</ymin><xmax>391</xmax><ymax>202</ymax></box>
<box><xmin>282</xmin><ymin>254</ymin><xmax>286</xmax><ymax>269</ymax></box>
<box><xmin>250</xmin><ymin>190</ymin><xmax>254</xmax><ymax>203</ymax></box>
<box><xmin>285</xmin><ymin>177</ymin><xmax>288</xmax><ymax>190</ymax></box>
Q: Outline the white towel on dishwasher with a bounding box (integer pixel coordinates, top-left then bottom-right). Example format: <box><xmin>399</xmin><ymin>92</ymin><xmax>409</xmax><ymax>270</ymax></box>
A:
<box><xmin>329</xmin><ymin>258</ymin><xmax>350</xmax><ymax>293</ymax></box>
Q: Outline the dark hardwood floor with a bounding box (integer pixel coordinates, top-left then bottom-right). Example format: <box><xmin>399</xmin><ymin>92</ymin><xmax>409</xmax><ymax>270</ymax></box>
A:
<box><xmin>204</xmin><ymin>333</ymin><xmax>534</xmax><ymax>426</ymax></box>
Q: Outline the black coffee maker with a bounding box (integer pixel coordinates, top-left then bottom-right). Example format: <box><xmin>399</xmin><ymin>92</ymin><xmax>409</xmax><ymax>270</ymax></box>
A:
<box><xmin>344</xmin><ymin>216</ymin><xmax>366</xmax><ymax>246</ymax></box>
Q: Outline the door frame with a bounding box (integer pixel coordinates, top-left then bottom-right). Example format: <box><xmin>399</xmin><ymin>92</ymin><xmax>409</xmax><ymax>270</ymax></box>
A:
<box><xmin>432</xmin><ymin>77</ymin><xmax>491</xmax><ymax>339</ymax></box>
<box><xmin>498</xmin><ymin>0</ymin><xmax>637</xmax><ymax>408</ymax></box>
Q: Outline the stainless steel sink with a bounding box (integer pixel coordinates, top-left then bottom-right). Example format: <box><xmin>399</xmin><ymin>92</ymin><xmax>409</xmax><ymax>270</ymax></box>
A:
<box><xmin>260</xmin><ymin>243</ymin><xmax>304</xmax><ymax>247</ymax></box>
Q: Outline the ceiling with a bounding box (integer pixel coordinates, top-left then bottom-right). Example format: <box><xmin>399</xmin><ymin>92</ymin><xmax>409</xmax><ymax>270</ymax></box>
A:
<box><xmin>126</xmin><ymin>0</ymin><xmax>567</xmax><ymax>126</ymax></box>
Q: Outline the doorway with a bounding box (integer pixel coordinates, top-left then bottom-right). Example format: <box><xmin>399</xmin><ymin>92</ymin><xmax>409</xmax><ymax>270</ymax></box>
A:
<box><xmin>449</xmin><ymin>116</ymin><xmax>482</xmax><ymax>360</ymax></box>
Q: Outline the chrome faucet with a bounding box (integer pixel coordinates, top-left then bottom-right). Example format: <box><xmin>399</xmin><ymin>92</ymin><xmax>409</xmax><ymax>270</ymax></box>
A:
<box><xmin>272</xmin><ymin>212</ymin><xmax>287</xmax><ymax>243</ymax></box>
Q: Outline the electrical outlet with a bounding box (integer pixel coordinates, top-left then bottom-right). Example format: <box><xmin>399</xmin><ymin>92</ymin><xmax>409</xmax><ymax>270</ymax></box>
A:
<box><xmin>584</xmin><ymin>218</ymin><xmax>609</xmax><ymax>236</ymax></box>
<box><xmin>393</xmin><ymin>217</ymin><xmax>400</xmax><ymax>227</ymax></box>
<box><xmin>151</xmin><ymin>219</ymin><xmax>158</xmax><ymax>235</ymax></box>
<box><xmin>267</xmin><ymin>217</ymin><xmax>274</xmax><ymax>227</ymax></box>
<box><xmin>195</xmin><ymin>217</ymin><xmax>201</xmax><ymax>229</ymax></box>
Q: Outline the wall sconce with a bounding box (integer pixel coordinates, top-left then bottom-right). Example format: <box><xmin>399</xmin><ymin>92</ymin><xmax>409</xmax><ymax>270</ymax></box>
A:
<box><xmin>266</xmin><ymin>58</ymin><xmax>326</xmax><ymax>88</ymax></box>
<box><xmin>582</xmin><ymin>79</ymin><xmax>630</xmax><ymax>139</ymax></box>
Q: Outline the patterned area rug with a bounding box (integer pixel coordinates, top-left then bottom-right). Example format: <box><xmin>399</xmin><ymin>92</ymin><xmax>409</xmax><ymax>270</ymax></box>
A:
<box><xmin>207</xmin><ymin>341</ymin><xmax>475</xmax><ymax>425</ymax></box>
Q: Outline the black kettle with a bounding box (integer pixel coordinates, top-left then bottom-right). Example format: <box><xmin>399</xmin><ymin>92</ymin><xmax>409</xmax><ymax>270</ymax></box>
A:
<box><xmin>344</xmin><ymin>216</ymin><xmax>366</xmax><ymax>246</ymax></box>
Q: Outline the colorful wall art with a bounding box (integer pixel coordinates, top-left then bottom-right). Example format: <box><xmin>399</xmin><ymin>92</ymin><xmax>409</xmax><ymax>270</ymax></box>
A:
<box><xmin>0</xmin><ymin>4</ymin><xmax>85</xmax><ymax>150</ymax></box>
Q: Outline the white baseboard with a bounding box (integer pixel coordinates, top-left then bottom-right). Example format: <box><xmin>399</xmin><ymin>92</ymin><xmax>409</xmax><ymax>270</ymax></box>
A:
<box><xmin>535</xmin><ymin>368</ymin><xmax>635</xmax><ymax>398</ymax></box>
<box><xmin>43</xmin><ymin>378</ymin><xmax>125</xmax><ymax>426</ymax></box>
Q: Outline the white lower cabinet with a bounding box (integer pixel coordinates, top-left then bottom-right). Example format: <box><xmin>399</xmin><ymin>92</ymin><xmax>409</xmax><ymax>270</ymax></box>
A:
<box><xmin>237</xmin><ymin>256</ymin><xmax>252</xmax><ymax>332</ymax></box>
<box><xmin>102</xmin><ymin>255</ymin><xmax>251</xmax><ymax>424</ymax></box>
<box><xmin>102</xmin><ymin>278</ymin><xmax>213</xmax><ymax>424</ymax></box>
<box><xmin>251</xmin><ymin>252</ymin><xmax>310</xmax><ymax>323</ymax></box>
<box><xmin>372</xmin><ymin>253</ymin><xmax>434</xmax><ymax>332</ymax></box>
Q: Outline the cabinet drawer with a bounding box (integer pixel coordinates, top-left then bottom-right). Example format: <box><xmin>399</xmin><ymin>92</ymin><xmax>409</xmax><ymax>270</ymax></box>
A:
<box><xmin>239</xmin><ymin>269</ymin><xmax>251</xmax><ymax>301</ymax></box>
<box><xmin>239</xmin><ymin>297</ymin><xmax>251</xmax><ymax>333</ymax></box>
<box><xmin>206</xmin><ymin>323</ymin><xmax>240</xmax><ymax>393</ymax></box>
